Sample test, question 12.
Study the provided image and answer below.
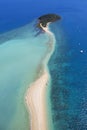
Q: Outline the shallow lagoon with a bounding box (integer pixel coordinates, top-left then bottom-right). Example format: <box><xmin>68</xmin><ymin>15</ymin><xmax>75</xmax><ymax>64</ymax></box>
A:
<box><xmin>0</xmin><ymin>22</ymin><xmax>49</xmax><ymax>130</ymax></box>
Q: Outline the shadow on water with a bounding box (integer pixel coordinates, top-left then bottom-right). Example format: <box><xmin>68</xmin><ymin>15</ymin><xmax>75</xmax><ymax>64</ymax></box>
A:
<box><xmin>48</xmin><ymin>22</ymin><xmax>87</xmax><ymax>130</ymax></box>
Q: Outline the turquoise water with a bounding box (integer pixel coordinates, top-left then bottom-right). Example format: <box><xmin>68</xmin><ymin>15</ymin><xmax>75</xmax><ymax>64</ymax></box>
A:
<box><xmin>0</xmin><ymin>21</ymin><xmax>49</xmax><ymax>130</ymax></box>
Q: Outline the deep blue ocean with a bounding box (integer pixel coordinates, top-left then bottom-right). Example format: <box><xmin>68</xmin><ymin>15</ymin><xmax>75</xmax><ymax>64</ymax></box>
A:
<box><xmin>0</xmin><ymin>0</ymin><xmax>87</xmax><ymax>130</ymax></box>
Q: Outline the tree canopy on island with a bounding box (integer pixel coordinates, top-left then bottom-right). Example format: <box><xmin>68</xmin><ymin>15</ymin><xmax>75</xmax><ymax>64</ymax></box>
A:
<box><xmin>38</xmin><ymin>14</ymin><xmax>61</xmax><ymax>27</ymax></box>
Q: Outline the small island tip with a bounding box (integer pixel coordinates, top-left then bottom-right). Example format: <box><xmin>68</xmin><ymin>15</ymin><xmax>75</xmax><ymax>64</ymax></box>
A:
<box><xmin>37</xmin><ymin>13</ymin><xmax>61</xmax><ymax>30</ymax></box>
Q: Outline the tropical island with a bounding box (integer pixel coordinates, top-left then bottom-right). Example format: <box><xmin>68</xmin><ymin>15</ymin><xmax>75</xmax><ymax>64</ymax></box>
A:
<box><xmin>37</xmin><ymin>13</ymin><xmax>61</xmax><ymax>29</ymax></box>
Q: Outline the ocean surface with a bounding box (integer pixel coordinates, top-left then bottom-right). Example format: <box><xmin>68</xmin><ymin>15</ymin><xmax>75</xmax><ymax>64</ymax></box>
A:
<box><xmin>0</xmin><ymin>0</ymin><xmax>87</xmax><ymax>130</ymax></box>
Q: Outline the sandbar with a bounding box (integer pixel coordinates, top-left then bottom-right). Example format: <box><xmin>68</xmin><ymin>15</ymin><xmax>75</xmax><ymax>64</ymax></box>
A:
<box><xmin>25</xmin><ymin>24</ymin><xmax>53</xmax><ymax>130</ymax></box>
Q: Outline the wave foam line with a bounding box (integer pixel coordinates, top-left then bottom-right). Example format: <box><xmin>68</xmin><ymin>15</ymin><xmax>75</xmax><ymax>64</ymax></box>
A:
<box><xmin>25</xmin><ymin>23</ymin><xmax>55</xmax><ymax>130</ymax></box>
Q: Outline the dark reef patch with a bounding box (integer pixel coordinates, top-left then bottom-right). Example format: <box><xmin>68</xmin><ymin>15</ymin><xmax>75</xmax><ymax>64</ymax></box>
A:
<box><xmin>48</xmin><ymin>23</ymin><xmax>87</xmax><ymax>130</ymax></box>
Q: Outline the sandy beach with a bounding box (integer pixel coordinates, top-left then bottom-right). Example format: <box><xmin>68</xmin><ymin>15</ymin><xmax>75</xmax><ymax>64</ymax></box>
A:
<box><xmin>25</xmin><ymin>70</ymin><xmax>49</xmax><ymax>130</ymax></box>
<box><xmin>25</xmin><ymin>24</ymin><xmax>54</xmax><ymax>130</ymax></box>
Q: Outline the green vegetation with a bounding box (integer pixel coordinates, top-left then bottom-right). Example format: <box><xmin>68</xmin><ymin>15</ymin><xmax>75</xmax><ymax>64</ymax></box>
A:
<box><xmin>37</xmin><ymin>14</ymin><xmax>61</xmax><ymax>28</ymax></box>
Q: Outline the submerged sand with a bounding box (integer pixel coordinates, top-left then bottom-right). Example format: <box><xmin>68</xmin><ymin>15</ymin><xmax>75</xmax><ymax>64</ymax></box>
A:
<box><xmin>25</xmin><ymin>23</ymin><xmax>54</xmax><ymax>130</ymax></box>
